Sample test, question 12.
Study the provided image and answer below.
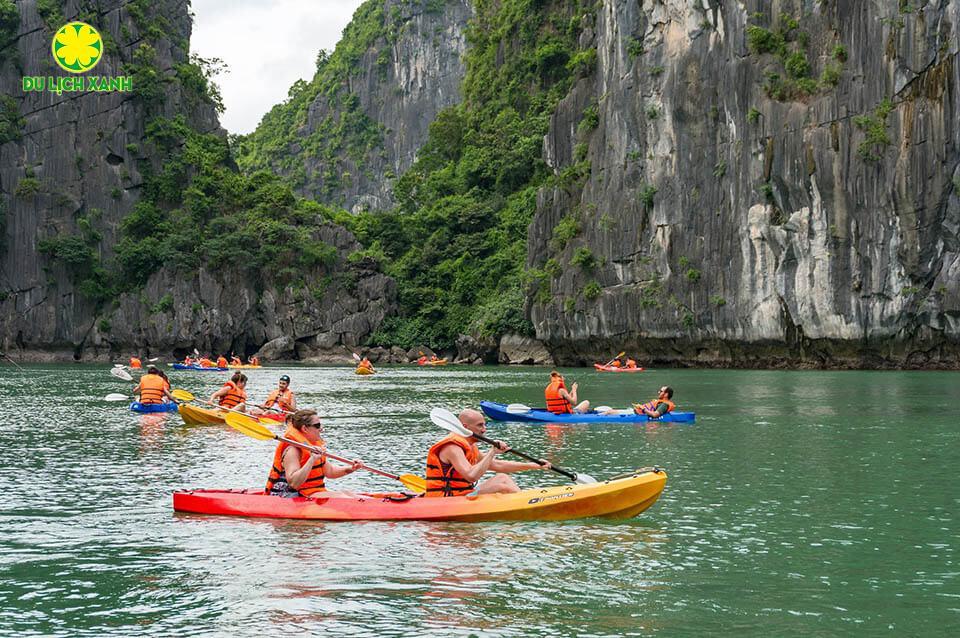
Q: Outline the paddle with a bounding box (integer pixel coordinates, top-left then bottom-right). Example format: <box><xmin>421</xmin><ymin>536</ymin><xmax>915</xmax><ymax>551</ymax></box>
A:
<box><xmin>353</xmin><ymin>351</ymin><xmax>376</xmax><ymax>372</ymax></box>
<box><xmin>104</xmin><ymin>393</ymin><xmax>133</xmax><ymax>402</ymax></box>
<box><xmin>602</xmin><ymin>351</ymin><xmax>626</xmax><ymax>367</ymax></box>
<box><xmin>429</xmin><ymin>407</ymin><xmax>596</xmax><ymax>484</ymax></box>
<box><xmin>223</xmin><ymin>412</ymin><xmax>426</xmax><ymax>493</ymax></box>
<box><xmin>507</xmin><ymin>403</ymin><xmax>610</xmax><ymax>415</ymax></box>
<box><xmin>111</xmin><ymin>367</ymin><xmax>134</xmax><ymax>382</ymax></box>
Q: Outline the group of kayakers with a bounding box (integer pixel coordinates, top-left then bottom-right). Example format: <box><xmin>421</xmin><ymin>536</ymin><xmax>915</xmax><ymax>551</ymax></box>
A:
<box><xmin>608</xmin><ymin>356</ymin><xmax>639</xmax><ymax>369</ymax></box>
<box><xmin>545</xmin><ymin>370</ymin><xmax>676</xmax><ymax>417</ymax></box>
<box><xmin>128</xmin><ymin>354</ymin><xmax>261</xmax><ymax>368</ymax></box>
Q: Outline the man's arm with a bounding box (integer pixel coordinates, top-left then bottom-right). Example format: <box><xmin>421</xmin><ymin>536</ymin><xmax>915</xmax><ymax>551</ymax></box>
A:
<box><xmin>489</xmin><ymin>459</ymin><xmax>550</xmax><ymax>473</ymax></box>
<box><xmin>439</xmin><ymin>444</ymin><xmax>500</xmax><ymax>483</ymax></box>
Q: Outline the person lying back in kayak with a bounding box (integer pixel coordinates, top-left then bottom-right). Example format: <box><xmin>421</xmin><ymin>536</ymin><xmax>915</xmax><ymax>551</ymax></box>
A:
<box><xmin>265</xmin><ymin>409</ymin><xmax>363</xmax><ymax>498</ymax></box>
<box><xmin>133</xmin><ymin>366</ymin><xmax>176</xmax><ymax>404</ymax></box>
<box><xmin>545</xmin><ymin>371</ymin><xmax>590</xmax><ymax>414</ymax></box>
<box><xmin>633</xmin><ymin>386</ymin><xmax>675</xmax><ymax>418</ymax></box>
<box><xmin>425</xmin><ymin>409</ymin><xmax>550</xmax><ymax>497</ymax></box>
<box><xmin>252</xmin><ymin>374</ymin><xmax>297</xmax><ymax>417</ymax></box>
<box><xmin>211</xmin><ymin>372</ymin><xmax>248</xmax><ymax>412</ymax></box>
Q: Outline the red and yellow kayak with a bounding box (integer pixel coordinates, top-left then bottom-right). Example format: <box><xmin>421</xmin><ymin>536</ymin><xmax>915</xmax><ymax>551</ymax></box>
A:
<box><xmin>418</xmin><ymin>358</ymin><xmax>448</xmax><ymax>366</ymax></box>
<box><xmin>594</xmin><ymin>364</ymin><xmax>644</xmax><ymax>372</ymax></box>
<box><xmin>172</xmin><ymin>469</ymin><xmax>666</xmax><ymax>522</ymax></box>
<box><xmin>355</xmin><ymin>366</ymin><xmax>375</xmax><ymax>375</ymax></box>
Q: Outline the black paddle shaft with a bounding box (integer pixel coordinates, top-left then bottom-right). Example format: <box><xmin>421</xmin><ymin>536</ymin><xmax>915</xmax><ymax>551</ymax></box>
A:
<box><xmin>472</xmin><ymin>432</ymin><xmax>579</xmax><ymax>482</ymax></box>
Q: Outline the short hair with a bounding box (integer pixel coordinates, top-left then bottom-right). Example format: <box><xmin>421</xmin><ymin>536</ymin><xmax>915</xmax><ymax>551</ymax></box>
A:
<box><xmin>550</xmin><ymin>370</ymin><xmax>562</xmax><ymax>378</ymax></box>
<box><xmin>662</xmin><ymin>386</ymin><xmax>674</xmax><ymax>399</ymax></box>
<box><xmin>147</xmin><ymin>366</ymin><xmax>160</xmax><ymax>374</ymax></box>
<box><xmin>290</xmin><ymin>409</ymin><xmax>318</xmax><ymax>431</ymax></box>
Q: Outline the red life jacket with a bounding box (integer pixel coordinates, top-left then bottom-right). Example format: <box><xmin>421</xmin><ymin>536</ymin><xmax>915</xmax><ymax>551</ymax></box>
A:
<box><xmin>545</xmin><ymin>378</ymin><xmax>572</xmax><ymax>414</ymax></box>
<box><xmin>265</xmin><ymin>426</ymin><xmax>326</xmax><ymax>496</ymax></box>
<box><xmin>218</xmin><ymin>381</ymin><xmax>246</xmax><ymax>409</ymax></box>
<box><xmin>425</xmin><ymin>434</ymin><xmax>480</xmax><ymax>497</ymax></box>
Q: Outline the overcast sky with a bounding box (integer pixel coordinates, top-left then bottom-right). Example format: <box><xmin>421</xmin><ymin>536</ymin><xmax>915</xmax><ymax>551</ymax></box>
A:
<box><xmin>190</xmin><ymin>0</ymin><xmax>366</xmax><ymax>134</ymax></box>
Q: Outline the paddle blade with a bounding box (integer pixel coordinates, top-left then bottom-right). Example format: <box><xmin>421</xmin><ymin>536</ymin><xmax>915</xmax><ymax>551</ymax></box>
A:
<box><xmin>104</xmin><ymin>393</ymin><xmax>130</xmax><ymax>402</ymax></box>
<box><xmin>352</xmin><ymin>352</ymin><xmax>361</xmax><ymax>362</ymax></box>
<box><xmin>506</xmin><ymin>403</ymin><xmax>532</xmax><ymax>414</ymax></box>
<box><xmin>429</xmin><ymin>407</ymin><xmax>470</xmax><ymax>436</ymax></box>
<box><xmin>574</xmin><ymin>473</ymin><xmax>597</xmax><ymax>484</ymax></box>
<box><xmin>399</xmin><ymin>474</ymin><xmax>426</xmax><ymax>493</ymax></box>
<box><xmin>224</xmin><ymin>412</ymin><xmax>277</xmax><ymax>441</ymax></box>
<box><xmin>110</xmin><ymin>367</ymin><xmax>133</xmax><ymax>382</ymax></box>
<box><xmin>593</xmin><ymin>406</ymin><xmax>612</xmax><ymax>413</ymax></box>
<box><xmin>171</xmin><ymin>389</ymin><xmax>195</xmax><ymax>402</ymax></box>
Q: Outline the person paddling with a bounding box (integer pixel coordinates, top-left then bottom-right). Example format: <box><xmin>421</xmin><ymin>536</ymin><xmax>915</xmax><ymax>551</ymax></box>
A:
<box><xmin>545</xmin><ymin>371</ymin><xmax>590</xmax><ymax>414</ymax></box>
<box><xmin>132</xmin><ymin>366</ymin><xmax>175</xmax><ymax>405</ymax></box>
<box><xmin>625</xmin><ymin>357</ymin><xmax>638</xmax><ymax>369</ymax></box>
<box><xmin>230</xmin><ymin>354</ymin><xmax>242</xmax><ymax>366</ymax></box>
<box><xmin>211</xmin><ymin>372</ymin><xmax>248</xmax><ymax>412</ymax></box>
<box><xmin>633</xmin><ymin>386</ymin><xmax>675</xmax><ymax>419</ymax></box>
<box><xmin>265</xmin><ymin>409</ymin><xmax>363</xmax><ymax>498</ymax></box>
<box><xmin>425</xmin><ymin>409</ymin><xmax>550</xmax><ymax>497</ymax></box>
<box><xmin>253</xmin><ymin>375</ymin><xmax>297</xmax><ymax>417</ymax></box>
<box><xmin>249</xmin><ymin>355</ymin><xmax>260</xmax><ymax>367</ymax></box>
<box><xmin>358</xmin><ymin>356</ymin><xmax>375</xmax><ymax>373</ymax></box>
<box><xmin>130</xmin><ymin>356</ymin><xmax>142</xmax><ymax>369</ymax></box>
<box><xmin>216</xmin><ymin>355</ymin><xmax>228</xmax><ymax>368</ymax></box>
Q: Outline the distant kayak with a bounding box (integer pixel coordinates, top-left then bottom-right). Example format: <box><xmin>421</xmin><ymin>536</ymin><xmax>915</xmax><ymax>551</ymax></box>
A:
<box><xmin>594</xmin><ymin>364</ymin><xmax>644</xmax><ymax>372</ymax></box>
<box><xmin>130</xmin><ymin>401</ymin><xmax>178</xmax><ymax>413</ymax></box>
<box><xmin>228</xmin><ymin>364</ymin><xmax>262</xmax><ymax>369</ymax></box>
<box><xmin>172</xmin><ymin>364</ymin><xmax>228</xmax><ymax>371</ymax></box>
<box><xmin>355</xmin><ymin>366</ymin><xmax>375</xmax><ymax>375</ymax></box>
<box><xmin>172</xmin><ymin>469</ymin><xmax>667</xmax><ymax>522</ymax></box>
<box><xmin>480</xmin><ymin>401</ymin><xmax>695</xmax><ymax>424</ymax></box>
<box><xmin>418</xmin><ymin>358</ymin><xmax>448</xmax><ymax>366</ymax></box>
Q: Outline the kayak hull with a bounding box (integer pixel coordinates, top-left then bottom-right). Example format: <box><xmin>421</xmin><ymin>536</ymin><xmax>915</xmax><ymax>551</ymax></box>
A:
<box><xmin>594</xmin><ymin>364</ymin><xmax>644</xmax><ymax>372</ymax></box>
<box><xmin>130</xmin><ymin>401</ymin><xmax>178</xmax><ymax>413</ymax></box>
<box><xmin>480</xmin><ymin>401</ymin><xmax>695</xmax><ymax>424</ymax></box>
<box><xmin>172</xmin><ymin>364</ymin><xmax>228</xmax><ymax>371</ymax></box>
<box><xmin>178</xmin><ymin>403</ymin><xmax>226</xmax><ymax>425</ymax></box>
<box><xmin>355</xmin><ymin>366</ymin><xmax>375</xmax><ymax>375</ymax></box>
<box><xmin>418</xmin><ymin>359</ymin><xmax>448</xmax><ymax>366</ymax></box>
<box><xmin>228</xmin><ymin>364</ymin><xmax>262</xmax><ymax>369</ymax></box>
<box><xmin>172</xmin><ymin>469</ymin><xmax>666</xmax><ymax>522</ymax></box>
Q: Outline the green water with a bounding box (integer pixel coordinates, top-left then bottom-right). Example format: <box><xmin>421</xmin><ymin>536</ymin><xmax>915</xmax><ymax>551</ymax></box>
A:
<box><xmin>0</xmin><ymin>364</ymin><xmax>957</xmax><ymax>636</ymax></box>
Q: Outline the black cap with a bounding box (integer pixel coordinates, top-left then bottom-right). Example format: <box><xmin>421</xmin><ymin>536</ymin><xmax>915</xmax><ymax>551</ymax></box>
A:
<box><xmin>279</xmin><ymin>375</ymin><xmax>290</xmax><ymax>383</ymax></box>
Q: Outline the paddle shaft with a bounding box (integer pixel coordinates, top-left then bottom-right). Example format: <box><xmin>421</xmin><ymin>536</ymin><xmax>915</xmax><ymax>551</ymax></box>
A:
<box><xmin>603</xmin><ymin>351</ymin><xmax>626</xmax><ymax>367</ymax></box>
<box><xmin>273</xmin><ymin>434</ymin><xmax>406</xmax><ymax>482</ymax></box>
<box><xmin>471</xmin><ymin>431</ymin><xmax>579</xmax><ymax>482</ymax></box>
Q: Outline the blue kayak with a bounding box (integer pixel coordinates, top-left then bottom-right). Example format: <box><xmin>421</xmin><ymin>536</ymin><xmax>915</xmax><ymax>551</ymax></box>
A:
<box><xmin>480</xmin><ymin>401</ymin><xmax>695</xmax><ymax>424</ymax></box>
<box><xmin>171</xmin><ymin>364</ymin><xmax>228</xmax><ymax>371</ymax></box>
<box><xmin>130</xmin><ymin>402</ymin><xmax>179</xmax><ymax>413</ymax></box>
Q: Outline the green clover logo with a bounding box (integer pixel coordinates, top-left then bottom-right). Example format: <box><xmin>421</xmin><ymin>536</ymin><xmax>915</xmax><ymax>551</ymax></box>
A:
<box><xmin>52</xmin><ymin>22</ymin><xmax>103</xmax><ymax>74</ymax></box>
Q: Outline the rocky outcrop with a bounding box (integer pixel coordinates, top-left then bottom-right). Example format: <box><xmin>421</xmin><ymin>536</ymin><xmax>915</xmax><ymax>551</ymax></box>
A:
<box><xmin>527</xmin><ymin>0</ymin><xmax>960</xmax><ymax>368</ymax></box>
<box><xmin>274</xmin><ymin>0</ymin><xmax>472</xmax><ymax>213</ymax></box>
<box><xmin>498</xmin><ymin>333</ymin><xmax>553</xmax><ymax>365</ymax></box>
<box><xmin>0</xmin><ymin>1</ymin><xmax>395</xmax><ymax>361</ymax></box>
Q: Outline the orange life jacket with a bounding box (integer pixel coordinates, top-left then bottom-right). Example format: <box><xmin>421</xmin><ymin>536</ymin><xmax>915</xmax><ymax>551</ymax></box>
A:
<box><xmin>425</xmin><ymin>434</ymin><xmax>480</xmax><ymax>497</ymax></box>
<box><xmin>625</xmin><ymin>359</ymin><xmax>637</xmax><ymax>368</ymax></box>
<box><xmin>130</xmin><ymin>357</ymin><xmax>142</xmax><ymax>369</ymax></box>
<box><xmin>200</xmin><ymin>358</ymin><xmax>214</xmax><ymax>367</ymax></box>
<box><xmin>635</xmin><ymin>398</ymin><xmax>675</xmax><ymax>415</ymax></box>
<box><xmin>231</xmin><ymin>357</ymin><xmax>242</xmax><ymax>365</ymax></box>
<box><xmin>545</xmin><ymin>378</ymin><xmax>572</xmax><ymax>414</ymax></box>
<box><xmin>264</xmin><ymin>387</ymin><xmax>295</xmax><ymax>412</ymax></box>
<box><xmin>218</xmin><ymin>380</ymin><xmax>246</xmax><ymax>409</ymax></box>
<box><xmin>138</xmin><ymin>373</ymin><xmax>166</xmax><ymax>404</ymax></box>
<box><xmin>216</xmin><ymin>356</ymin><xmax>227</xmax><ymax>368</ymax></box>
<box><xmin>265</xmin><ymin>426</ymin><xmax>326</xmax><ymax>496</ymax></box>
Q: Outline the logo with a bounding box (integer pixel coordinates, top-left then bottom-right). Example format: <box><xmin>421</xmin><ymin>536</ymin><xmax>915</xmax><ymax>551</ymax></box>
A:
<box><xmin>52</xmin><ymin>22</ymin><xmax>103</xmax><ymax>74</ymax></box>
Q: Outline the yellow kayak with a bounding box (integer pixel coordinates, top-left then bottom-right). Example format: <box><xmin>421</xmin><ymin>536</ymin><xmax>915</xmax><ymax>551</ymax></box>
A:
<box><xmin>178</xmin><ymin>403</ymin><xmax>227</xmax><ymax>425</ymax></box>
<box><xmin>228</xmin><ymin>364</ymin><xmax>262</xmax><ymax>369</ymax></box>
<box><xmin>355</xmin><ymin>366</ymin><xmax>375</xmax><ymax>375</ymax></box>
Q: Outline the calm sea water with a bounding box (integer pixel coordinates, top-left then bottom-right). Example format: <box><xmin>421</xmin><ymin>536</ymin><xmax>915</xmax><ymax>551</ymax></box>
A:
<box><xmin>0</xmin><ymin>364</ymin><xmax>957</xmax><ymax>636</ymax></box>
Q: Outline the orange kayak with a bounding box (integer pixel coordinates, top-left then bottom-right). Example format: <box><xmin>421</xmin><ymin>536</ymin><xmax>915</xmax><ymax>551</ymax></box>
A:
<box><xmin>594</xmin><ymin>364</ymin><xmax>644</xmax><ymax>372</ymax></box>
<box><xmin>172</xmin><ymin>469</ymin><xmax>666</xmax><ymax>522</ymax></box>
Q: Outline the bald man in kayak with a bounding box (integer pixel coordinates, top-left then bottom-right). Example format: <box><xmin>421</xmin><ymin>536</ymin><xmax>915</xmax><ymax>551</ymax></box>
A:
<box><xmin>425</xmin><ymin>409</ymin><xmax>550</xmax><ymax>497</ymax></box>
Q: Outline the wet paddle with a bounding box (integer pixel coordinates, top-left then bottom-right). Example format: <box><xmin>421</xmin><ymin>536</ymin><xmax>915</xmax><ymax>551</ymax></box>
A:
<box><xmin>601</xmin><ymin>351</ymin><xmax>626</xmax><ymax>368</ymax></box>
<box><xmin>506</xmin><ymin>402</ymin><xmax>611</xmax><ymax>414</ymax></box>
<box><xmin>223</xmin><ymin>412</ymin><xmax>426</xmax><ymax>493</ymax></box>
<box><xmin>429</xmin><ymin>407</ymin><xmax>596</xmax><ymax>484</ymax></box>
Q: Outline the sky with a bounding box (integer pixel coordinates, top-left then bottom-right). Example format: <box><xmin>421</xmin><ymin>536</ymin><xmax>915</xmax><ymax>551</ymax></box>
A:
<box><xmin>190</xmin><ymin>0</ymin><xmax>366</xmax><ymax>134</ymax></box>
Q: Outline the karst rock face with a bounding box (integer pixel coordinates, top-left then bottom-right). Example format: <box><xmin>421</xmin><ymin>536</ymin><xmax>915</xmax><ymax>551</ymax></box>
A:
<box><xmin>0</xmin><ymin>1</ymin><xmax>394</xmax><ymax>361</ymax></box>
<box><xmin>526</xmin><ymin>0</ymin><xmax>960</xmax><ymax>368</ymax></box>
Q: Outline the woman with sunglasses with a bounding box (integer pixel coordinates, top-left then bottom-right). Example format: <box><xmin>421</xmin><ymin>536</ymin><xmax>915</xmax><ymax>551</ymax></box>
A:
<box><xmin>265</xmin><ymin>409</ymin><xmax>362</xmax><ymax>497</ymax></box>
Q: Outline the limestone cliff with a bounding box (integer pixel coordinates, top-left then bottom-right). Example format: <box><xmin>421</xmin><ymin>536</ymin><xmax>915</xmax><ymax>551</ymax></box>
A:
<box><xmin>527</xmin><ymin>0</ymin><xmax>960</xmax><ymax>368</ymax></box>
<box><xmin>238</xmin><ymin>0</ymin><xmax>473</xmax><ymax>213</ymax></box>
<box><xmin>0</xmin><ymin>0</ymin><xmax>394</xmax><ymax>361</ymax></box>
